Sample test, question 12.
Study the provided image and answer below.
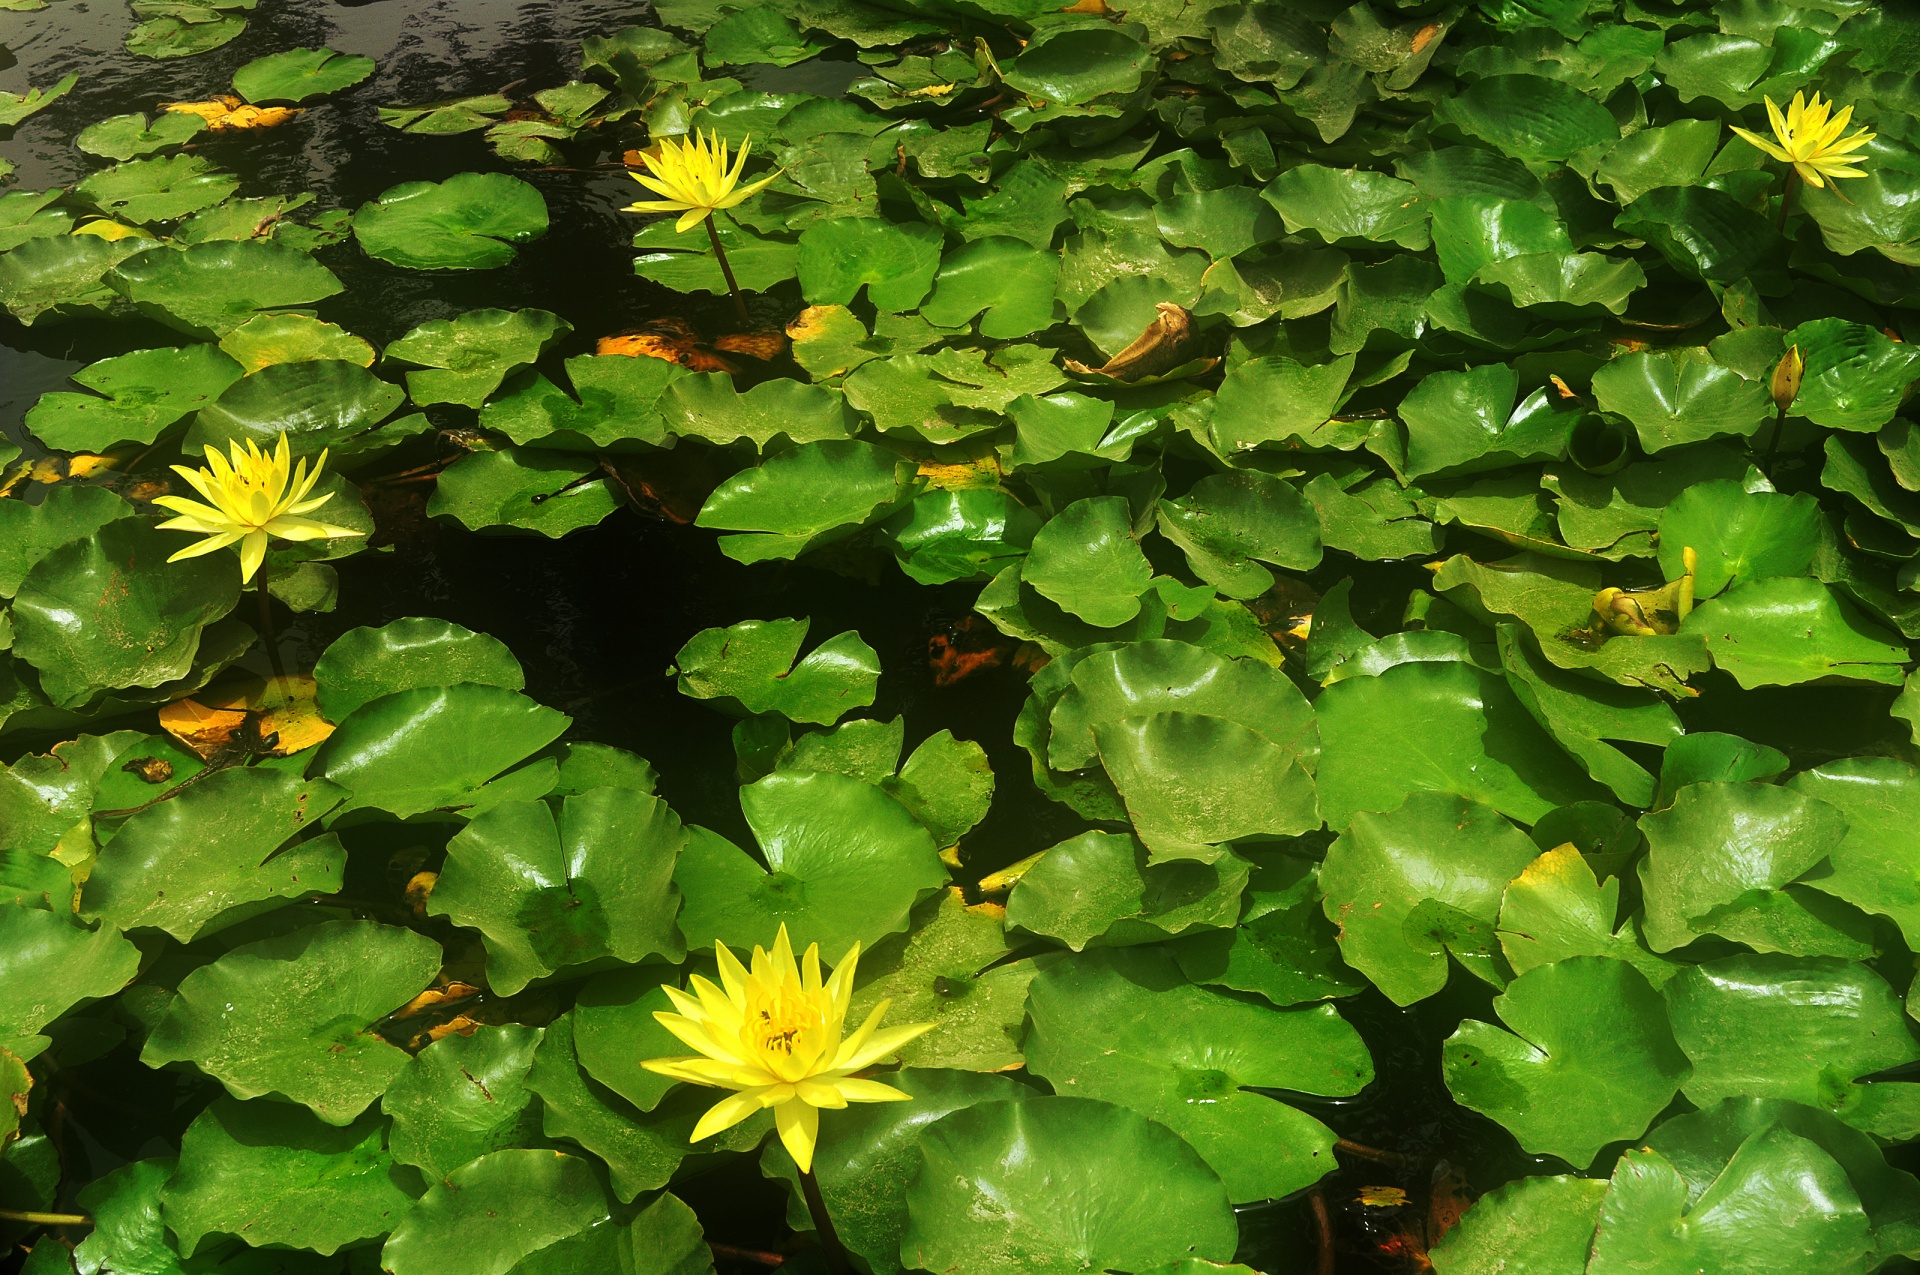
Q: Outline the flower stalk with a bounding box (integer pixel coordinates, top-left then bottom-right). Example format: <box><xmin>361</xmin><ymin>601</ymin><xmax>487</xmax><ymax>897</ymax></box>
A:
<box><xmin>798</xmin><ymin>1167</ymin><xmax>852</xmax><ymax>1275</ymax></box>
<box><xmin>623</xmin><ymin>129</ymin><xmax>779</xmax><ymax>328</ymax></box>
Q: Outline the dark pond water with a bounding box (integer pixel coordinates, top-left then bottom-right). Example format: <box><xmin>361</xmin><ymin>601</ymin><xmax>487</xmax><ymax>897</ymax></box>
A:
<box><xmin>0</xmin><ymin>2</ymin><xmax>1569</xmax><ymax>1267</ymax></box>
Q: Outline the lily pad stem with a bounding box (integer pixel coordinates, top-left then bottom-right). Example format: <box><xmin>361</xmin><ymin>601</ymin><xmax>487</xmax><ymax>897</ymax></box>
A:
<box><xmin>798</xmin><ymin>1167</ymin><xmax>851</xmax><ymax>1275</ymax></box>
<box><xmin>704</xmin><ymin>212</ymin><xmax>751</xmax><ymax>326</ymax></box>
<box><xmin>0</xmin><ymin>1209</ymin><xmax>90</xmax><ymax>1227</ymax></box>
<box><xmin>256</xmin><ymin>576</ymin><xmax>287</xmax><ymax>679</ymax></box>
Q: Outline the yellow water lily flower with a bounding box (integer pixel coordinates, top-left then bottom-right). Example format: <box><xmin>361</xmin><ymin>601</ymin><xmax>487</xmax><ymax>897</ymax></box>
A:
<box><xmin>623</xmin><ymin>128</ymin><xmax>781</xmax><ymax>233</ymax></box>
<box><xmin>155</xmin><ymin>432</ymin><xmax>361</xmax><ymax>583</ymax></box>
<box><xmin>643</xmin><ymin>925</ymin><xmax>934</xmax><ymax>1174</ymax></box>
<box><xmin>1730</xmin><ymin>91</ymin><xmax>1875</xmax><ymax>189</ymax></box>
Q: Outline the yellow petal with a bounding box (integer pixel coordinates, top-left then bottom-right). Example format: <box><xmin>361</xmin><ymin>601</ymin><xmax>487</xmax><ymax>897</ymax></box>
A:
<box><xmin>795</xmin><ymin>1078</ymin><xmax>849</xmax><ymax>1108</ymax></box>
<box><xmin>675</xmin><ymin>207</ymin><xmax>710</xmax><ymax>233</ymax></box>
<box><xmin>775</xmin><ymin>1098</ymin><xmax>819</xmax><ymax>1173</ymax></box>
<box><xmin>829</xmin><ymin>1077</ymin><xmax>914</xmax><ymax>1104</ymax></box>
<box><xmin>1729</xmin><ymin>125</ymin><xmax>1792</xmax><ymax>164</ymax></box>
<box><xmin>835</xmin><ymin>1018</ymin><xmax>937</xmax><ymax>1073</ymax></box>
<box><xmin>238</xmin><ymin>529</ymin><xmax>269</xmax><ymax>582</ymax></box>
<box><xmin>165</xmin><ymin>532</ymin><xmax>243</xmax><ymax>562</ymax></box>
<box><xmin>691</xmin><ymin>1091</ymin><xmax>766</xmax><ymax>1143</ymax></box>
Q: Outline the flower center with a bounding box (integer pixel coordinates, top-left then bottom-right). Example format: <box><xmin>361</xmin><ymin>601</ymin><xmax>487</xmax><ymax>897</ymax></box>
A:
<box><xmin>750</xmin><ymin>984</ymin><xmax>825</xmax><ymax>1057</ymax></box>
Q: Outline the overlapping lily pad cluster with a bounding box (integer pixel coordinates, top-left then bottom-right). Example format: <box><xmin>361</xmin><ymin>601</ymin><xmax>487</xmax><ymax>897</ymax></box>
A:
<box><xmin>9</xmin><ymin>0</ymin><xmax>1920</xmax><ymax>1269</ymax></box>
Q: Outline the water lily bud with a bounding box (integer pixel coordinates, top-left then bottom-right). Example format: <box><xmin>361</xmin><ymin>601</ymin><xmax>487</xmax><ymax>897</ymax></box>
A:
<box><xmin>1770</xmin><ymin>345</ymin><xmax>1803</xmax><ymax>413</ymax></box>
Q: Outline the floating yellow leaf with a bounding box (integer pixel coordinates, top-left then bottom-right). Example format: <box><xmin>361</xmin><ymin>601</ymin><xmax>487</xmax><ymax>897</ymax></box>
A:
<box><xmin>1357</xmin><ymin>1185</ymin><xmax>1411</xmax><ymax>1208</ymax></box>
<box><xmin>162</xmin><ymin>96</ymin><xmax>302</xmax><ymax>131</ymax></box>
<box><xmin>72</xmin><ymin>219</ymin><xmax>155</xmax><ymax>241</ymax></box>
<box><xmin>158</xmin><ymin>674</ymin><xmax>336</xmax><ymax>760</ymax></box>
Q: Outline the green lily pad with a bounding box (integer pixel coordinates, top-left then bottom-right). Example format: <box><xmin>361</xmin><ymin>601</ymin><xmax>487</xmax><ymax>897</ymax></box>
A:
<box><xmin>1022</xmin><ymin>496</ymin><xmax>1154</xmax><ymax>628</ymax></box>
<box><xmin>427</xmin><ymin>448</ymin><xmax>621</xmax><ymax>539</ymax></box>
<box><xmin>632</xmin><ymin>214</ymin><xmax>799</xmax><ymax>295</ymax></box>
<box><xmin>798</xmin><ymin>218</ymin><xmax>943</xmax><ymax>313</ymax></box>
<box><xmin>0</xmin><ymin>486</ymin><xmax>137</xmax><ymax>598</ymax></box>
<box><xmin>0</xmin><ymin>190</ymin><xmax>72</xmax><ymax>254</ymax></box>
<box><xmin>381</xmin><ymin>1025</ymin><xmax>545</xmax><ymax>1181</ymax></box>
<box><xmin>1428</xmin><ymin>1175</ymin><xmax>1609</xmax><ymax>1275</ymax></box>
<box><xmin>1588</xmin><ymin>1137</ymin><xmax>1874</xmax><ymax>1275</ymax></box>
<box><xmin>672</xmin><ymin>770</ymin><xmax>945</xmax><ymax>956</ymax></box>
<box><xmin>75</xmin><ymin>155</ymin><xmax>237</xmax><ymax>224</ymax></box>
<box><xmin>1319</xmin><ymin>791</ymin><xmax>1541</xmax><ymax>1005</ymax></box>
<box><xmin>1788</xmin><ymin>759</ymin><xmax>1920</xmax><ymax>951</ymax></box>
<box><xmin>1262</xmin><ymin>165</ymin><xmax>1431</xmax><ymax>250</ymax></box>
<box><xmin>0</xmin><ymin>234</ymin><xmax>149</xmax><ymax>325</ymax></box>
<box><xmin>354</xmin><ymin>173</ymin><xmax>549</xmax><ymax>270</ymax></box>
<box><xmin>878</xmin><ymin>489</ymin><xmax>1042</xmax><ymax>586</ymax></box>
<box><xmin>127</xmin><ymin>12</ymin><xmax>247</xmax><ymax>60</ymax></box>
<box><xmin>232</xmin><ymin>47</ymin><xmax>376</xmax><ymax>104</ymax></box>
<box><xmin>0</xmin><ymin>74</ymin><xmax>77</xmax><ymax>127</ymax></box>
<box><xmin>845</xmin><ymin>888</ymin><xmax>1036</xmax><ymax>1073</ymax></box>
<box><xmin>1006</xmin><ymin>831</ymin><xmax>1249</xmax><ymax>951</ymax></box>
<box><xmin>481</xmin><ymin>355</ymin><xmax>684</xmax><ymax>450</ymax></box>
<box><xmin>142</xmin><ymin>919</ymin><xmax>444</xmax><ymax>1124</ymax></box>
<box><xmin>1638</xmin><ymin>780</ymin><xmax>1863</xmax><ymax>956</ymax></box>
<box><xmin>671</xmin><ymin>618</ymin><xmax>879</xmax><ymax>725</ymax></box>
<box><xmin>1314</xmin><ymin>659</ymin><xmax>1607</xmax><ymax>830</ymax></box>
<box><xmin>160</xmin><ymin>1098</ymin><xmax>417</xmax><ymax>1255</ymax></box>
<box><xmin>1001</xmin><ymin>20</ymin><xmax>1151</xmax><ymax>106</ymax></box>
<box><xmin>1590</xmin><ymin>350</ymin><xmax>1773</xmax><ymax>454</ymax></box>
<box><xmin>1642</xmin><ymin>1098</ymin><xmax>1920</xmax><ymax>1265</ymax></box>
<box><xmin>25</xmin><ymin>343</ymin><xmax>244</xmax><ymax>452</ymax></box>
<box><xmin>1681</xmin><ymin>577</ymin><xmax>1909</xmax><ymax>689</ymax></box>
<box><xmin>0</xmin><ymin>903</ymin><xmax>140</xmax><ymax>1059</ymax></box>
<box><xmin>572</xmin><ymin>970</ymin><xmax>680</xmax><ymax>1113</ymax></box>
<box><xmin>312</xmin><ymin>682</ymin><xmax>567</xmax><ymax>818</ymax></box>
<box><xmin>385</xmin><ymin>309</ymin><xmax>572</xmax><ymax>408</ymax></box>
<box><xmin>75</xmin><ymin>111</ymin><xmax>209</xmax><ymax>161</ymax></box>
<box><xmin>919</xmin><ymin>236</ymin><xmax>1061</xmax><ymax>339</ymax></box>
<box><xmin>695</xmin><ymin>441</ymin><xmax>916</xmax><ymax>563</ymax></box>
<box><xmin>11</xmin><ymin>517</ymin><xmax>240</xmax><ymax>708</ymax></box>
<box><xmin>661</xmin><ymin>373</ymin><xmax>858</xmax><ymax>448</ymax></box>
<box><xmin>217</xmin><ymin>313</ymin><xmax>376</xmax><ymax>373</ymax></box>
<box><xmin>108</xmin><ymin>240</ymin><xmax>346</xmax><ymax>337</ymax></box>
<box><xmin>844</xmin><ymin>344</ymin><xmax>1065</xmax><ymax>443</ymax></box>
<box><xmin>703</xmin><ymin>7</ymin><xmax>824</xmax><ymax>65</ymax></box>
<box><xmin>430</xmin><ymin>787</ymin><xmax>687</xmax><ymax>995</ymax></box>
<box><xmin>380</xmin><ymin>1149</ymin><xmax>610</xmax><ymax>1275</ymax></box>
<box><xmin>1156</xmin><ymin>470</ymin><xmax>1324</xmax><ymax>596</ymax></box>
<box><xmin>1025</xmin><ymin>946</ymin><xmax>1367</xmax><ymax>1202</ymax></box>
<box><xmin>1170</xmin><ymin>852</ymin><xmax>1366</xmax><ymax>1007</ymax></box>
<box><xmin>1663</xmin><ymin>954</ymin><xmax>1920</xmax><ymax>1108</ymax></box>
<box><xmin>901</xmin><ymin>1096</ymin><xmax>1238</xmax><ymax>1275</ymax></box>
<box><xmin>1497</xmin><ymin>844</ymin><xmax>1675</xmax><ymax>988</ymax></box>
<box><xmin>761</xmin><ymin>1068</ymin><xmax>1030</xmax><ymax>1275</ymax></box>
<box><xmin>1788</xmin><ymin>318</ymin><xmax>1920</xmax><ymax>433</ymax></box>
<box><xmin>187</xmin><ymin>358</ymin><xmax>406</xmax><ymax>459</ymax></box>
<box><xmin>1443</xmin><ymin>956</ymin><xmax>1690</xmax><ymax>1168</ymax></box>
<box><xmin>314</xmin><ymin>617</ymin><xmax>524</xmax><ymax>722</ymax></box>
<box><xmin>79</xmin><ymin>767</ymin><xmax>345</xmax><ymax>941</ymax></box>
<box><xmin>1655</xmin><ymin>480</ymin><xmax>1823</xmax><ymax>599</ymax></box>
<box><xmin>1433</xmin><ymin>73</ymin><xmax>1618</xmax><ymax>161</ymax></box>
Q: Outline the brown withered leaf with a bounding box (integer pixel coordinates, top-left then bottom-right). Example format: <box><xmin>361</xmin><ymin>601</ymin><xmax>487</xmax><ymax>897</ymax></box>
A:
<box><xmin>163</xmin><ymin>96</ymin><xmax>302</xmax><ymax>131</ymax></box>
<box><xmin>388</xmin><ymin>982</ymin><xmax>480</xmax><ymax>1021</ymax></box>
<box><xmin>929</xmin><ymin>614</ymin><xmax>1017</xmax><ymax>687</ymax></box>
<box><xmin>121</xmin><ymin>755</ymin><xmax>176</xmax><ymax>785</ymax></box>
<box><xmin>598</xmin><ymin>317</ymin><xmax>784</xmax><ymax>373</ymax></box>
<box><xmin>712</xmin><ymin>331</ymin><xmax>786</xmax><ymax>360</ymax></box>
<box><xmin>1063</xmin><ymin>303</ymin><xmax>1215</xmax><ymax>383</ymax></box>
<box><xmin>599</xmin><ymin>449</ymin><xmax>718</xmax><ymax>524</ymax></box>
